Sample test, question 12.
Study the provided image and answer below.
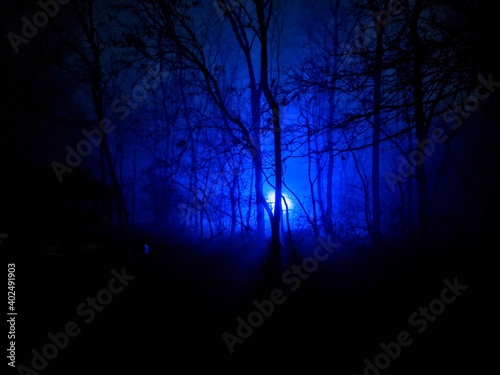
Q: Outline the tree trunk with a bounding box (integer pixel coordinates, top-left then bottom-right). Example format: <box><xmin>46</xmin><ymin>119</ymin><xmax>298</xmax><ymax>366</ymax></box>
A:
<box><xmin>307</xmin><ymin>120</ymin><xmax>319</xmax><ymax>236</ymax></box>
<box><xmin>325</xmin><ymin>0</ymin><xmax>341</xmax><ymax>237</ymax></box>
<box><xmin>230</xmin><ymin>174</ymin><xmax>237</xmax><ymax>238</ymax></box>
<box><xmin>270</xmin><ymin>105</ymin><xmax>282</xmax><ymax>252</ymax></box>
<box><xmin>409</xmin><ymin>4</ymin><xmax>429</xmax><ymax>248</ymax></box>
<box><xmin>325</xmin><ymin>91</ymin><xmax>335</xmax><ymax>235</ymax></box>
<box><xmin>371</xmin><ymin>3</ymin><xmax>384</xmax><ymax>248</ymax></box>
<box><xmin>251</xmin><ymin>90</ymin><xmax>266</xmax><ymax>239</ymax></box>
<box><xmin>256</xmin><ymin>0</ymin><xmax>282</xmax><ymax>252</ymax></box>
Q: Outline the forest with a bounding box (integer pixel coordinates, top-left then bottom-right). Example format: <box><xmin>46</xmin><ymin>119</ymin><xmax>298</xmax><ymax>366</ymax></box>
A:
<box><xmin>1</xmin><ymin>0</ymin><xmax>497</xmax><ymax>373</ymax></box>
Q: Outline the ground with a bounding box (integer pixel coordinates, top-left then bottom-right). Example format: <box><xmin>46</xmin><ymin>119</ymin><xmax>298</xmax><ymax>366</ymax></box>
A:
<box><xmin>6</xmin><ymin>235</ymin><xmax>489</xmax><ymax>374</ymax></box>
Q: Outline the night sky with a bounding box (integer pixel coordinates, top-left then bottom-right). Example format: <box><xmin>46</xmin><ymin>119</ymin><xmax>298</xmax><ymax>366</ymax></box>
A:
<box><xmin>1</xmin><ymin>0</ymin><xmax>498</xmax><ymax>373</ymax></box>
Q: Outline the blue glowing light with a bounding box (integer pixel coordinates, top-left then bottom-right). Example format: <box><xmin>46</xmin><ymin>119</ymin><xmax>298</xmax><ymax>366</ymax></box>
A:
<box><xmin>266</xmin><ymin>191</ymin><xmax>294</xmax><ymax>211</ymax></box>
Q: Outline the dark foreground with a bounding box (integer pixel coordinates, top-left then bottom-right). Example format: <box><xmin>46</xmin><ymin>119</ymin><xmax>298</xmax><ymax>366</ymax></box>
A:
<box><xmin>6</xmin><ymin>235</ymin><xmax>491</xmax><ymax>374</ymax></box>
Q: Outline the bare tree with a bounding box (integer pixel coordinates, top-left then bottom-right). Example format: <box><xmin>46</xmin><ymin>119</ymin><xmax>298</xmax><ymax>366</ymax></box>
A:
<box><xmin>127</xmin><ymin>0</ymin><xmax>286</xmax><ymax>250</ymax></box>
<box><xmin>48</xmin><ymin>0</ymin><xmax>129</xmax><ymax>235</ymax></box>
